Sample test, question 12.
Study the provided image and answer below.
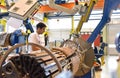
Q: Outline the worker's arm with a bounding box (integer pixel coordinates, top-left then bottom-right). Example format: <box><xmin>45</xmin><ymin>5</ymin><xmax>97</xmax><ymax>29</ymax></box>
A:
<box><xmin>31</xmin><ymin>45</ymin><xmax>41</xmax><ymax>51</ymax></box>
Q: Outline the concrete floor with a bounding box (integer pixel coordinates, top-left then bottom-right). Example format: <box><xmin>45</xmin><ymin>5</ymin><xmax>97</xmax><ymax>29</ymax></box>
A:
<box><xmin>95</xmin><ymin>56</ymin><xmax>120</xmax><ymax>78</ymax></box>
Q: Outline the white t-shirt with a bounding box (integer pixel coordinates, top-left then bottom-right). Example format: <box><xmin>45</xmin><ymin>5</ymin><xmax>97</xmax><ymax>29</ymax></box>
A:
<box><xmin>29</xmin><ymin>32</ymin><xmax>41</xmax><ymax>44</ymax></box>
<box><xmin>28</xmin><ymin>32</ymin><xmax>45</xmax><ymax>52</ymax></box>
<box><xmin>28</xmin><ymin>32</ymin><xmax>45</xmax><ymax>46</ymax></box>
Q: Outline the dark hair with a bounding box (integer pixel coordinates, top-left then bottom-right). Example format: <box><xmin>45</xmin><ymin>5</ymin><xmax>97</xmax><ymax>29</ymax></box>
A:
<box><xmin>36</xmin><ymin>22</ymin><xmax>46</xmax><ymax>29</ymax></box>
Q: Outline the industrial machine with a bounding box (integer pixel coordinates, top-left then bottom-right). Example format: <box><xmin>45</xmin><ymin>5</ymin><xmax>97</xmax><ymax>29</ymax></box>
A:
<box><xmin>0</xmin><ymin>38</ymin><xmax>94</xmax><ymax>78</ymax></box>
<box><xmin>0</xmin><ymin>0</ymin><xmax>120</xmax><ymax>78</ymax></box>
<box><xmin>115</xmin><ymin>32</ymin><xmax>120</xmax><ymax>53</ymax></box>
<box><xmin>0</xmin><ymin>0</ymin><xmax>94</xmax><ymax>78</ymax></box>
<box><xmin>115</xmin><ymin>33</ymin><xmax>120</xmax><ymax>62</ymax></box>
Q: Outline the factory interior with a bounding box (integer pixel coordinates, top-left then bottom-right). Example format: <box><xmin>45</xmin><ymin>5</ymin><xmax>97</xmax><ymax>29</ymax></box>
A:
<box><xmin>0</xmin><ymin>0</ymin><xmax>120</xmax><ymax>78</ymax></box>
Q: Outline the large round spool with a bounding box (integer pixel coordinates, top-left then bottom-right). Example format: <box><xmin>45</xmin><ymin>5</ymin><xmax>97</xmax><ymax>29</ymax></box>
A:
<box><xmin>0</xmin><ymin>37</ymin><xmax>95</xmax><ymax>78</ymax></box>
<box><xmin>60</xmin><ymin>37</ymin><xmax>95</xmax><ymax>76</ymax></box>
<box><xmin>0</xmin><ymin>43</ymin><xmax>63</xmax><ymax>78</ymax></box>
<box><xmin>0</xmin><ymin>42</ymin><xmax>83</xmax><ymax>78</ymax></box>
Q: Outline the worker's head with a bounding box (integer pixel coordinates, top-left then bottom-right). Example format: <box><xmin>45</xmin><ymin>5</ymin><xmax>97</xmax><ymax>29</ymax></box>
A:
<box><xmin>36</xmin><ymin>22</ymin><xmax>46</xmax><ymax>34</ymax></box>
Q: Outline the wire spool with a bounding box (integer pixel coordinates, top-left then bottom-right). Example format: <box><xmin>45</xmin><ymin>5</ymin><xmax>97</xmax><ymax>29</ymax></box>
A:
<box><xmin>0</xmin><ymin>43</ymin><xmax>63</xmax><ymax>78</ymax></box>
<box><xmin>0</xmin><ymin>37</ymin><xmax>94</xmax><ymax>78</ymax></box>
<box><xmin>60</xmin><ymin>37</ymin><xmax>95</xmax><ymax>76</ymax></box>
<box><xmin>0</xmin><ymin>42</ymin><xmax>81</xmax><ymax>78</ymax></box>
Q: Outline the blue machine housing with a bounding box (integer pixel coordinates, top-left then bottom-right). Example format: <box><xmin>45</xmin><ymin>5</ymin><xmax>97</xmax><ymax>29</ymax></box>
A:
<box><xmin>55</xmin><ymin>0</ymin><xmax>66</xmax><ymax>4</ymax></box>
<box><xmin>87</xmin><ymin>0</ymin><xmax>120</xmax><ymax>43</ymax></box>
<box><xmin>10</xmin><ymin>29</ymin><xmax>25</xmax><ymax>46</ymax></box>
<box><xmin>83</xmin><ymin>0</ymin><xmax>120</xmax><ymax>78</ymax></box>
<box><xmin>10</xmin><ymin>30</ymin><xmax>26</xmax><ymax>53</ymax></box>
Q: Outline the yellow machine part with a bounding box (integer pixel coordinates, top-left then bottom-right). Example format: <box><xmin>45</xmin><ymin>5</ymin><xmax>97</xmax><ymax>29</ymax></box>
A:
<box><xmin>75</xmin><ymin>0</ymin><xmax>98</xmax><ymax>34</ymax></box>
<box><xmin>0</xmin><ymin>0</ymin><xmax>7</xmax><ymax>12</ymax></box>
<box><xmin>43</xmin><ymin>13</ymin><xmax>49</xmax><ymax>35</ymax></box>
<box><xmin>0</xmin><ymin>19</ymin><xmax>6</xmax><ymax>32</ymax></box>
<box><xmin>70</xmin><ymin>16</ymin><xmax>75</xmax><ymax>34</ymax></box>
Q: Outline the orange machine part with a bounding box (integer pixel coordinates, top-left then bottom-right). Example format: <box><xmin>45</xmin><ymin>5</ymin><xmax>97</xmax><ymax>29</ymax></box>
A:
<box><xmin>81</xmin><ymin>34</ymin><xmax>101</xmax><ymax>46</ymax></box>
<box><xmin>94</xmin><ymin>0</ymin><xmax>104</xmax><ymax>9</ymax></box>
<box><xmin>38</xmin><ymin>0</ymin><xmax>104</xmax><ymax>13</ymax></box>
<box><xmin>0</xmin><ymin>5</ymin><xmax>7</xmax><ymax>10</ymax></box>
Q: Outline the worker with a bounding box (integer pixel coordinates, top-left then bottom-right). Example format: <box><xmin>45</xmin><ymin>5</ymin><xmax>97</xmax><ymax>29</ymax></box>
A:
<box><xmin>28</xmin><ymin>22</ymin><xmax>47</xmax><ymax>51</ymax></box>
<box><xmin>44</xmin><ymin>33</ymin><xmax>49</xmax><ymax>46</ymax></box>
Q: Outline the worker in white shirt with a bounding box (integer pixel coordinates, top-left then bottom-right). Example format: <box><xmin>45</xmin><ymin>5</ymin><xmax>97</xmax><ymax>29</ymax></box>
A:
<box><xmin>28</xmin><ymin>22</ymin><xmax>46</xmax><ymax>51</ymax></box>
